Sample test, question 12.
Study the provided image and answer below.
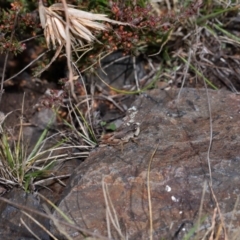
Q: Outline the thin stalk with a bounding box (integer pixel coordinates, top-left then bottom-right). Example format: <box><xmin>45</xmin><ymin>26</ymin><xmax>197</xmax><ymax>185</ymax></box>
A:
<box><xmin>147</xmin><ymin>144</ymin><xmax>159</xmax><ymax>240</ymax></box>
<box><xmin>180</xmin><ymin>57</ymin><xmax>218</xmax><ymax>90</ymax></box>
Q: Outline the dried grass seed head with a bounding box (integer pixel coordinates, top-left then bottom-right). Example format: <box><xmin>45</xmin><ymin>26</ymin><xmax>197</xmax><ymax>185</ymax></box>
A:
<box><xmin>38</xmin><ymin>1</ymin><xmax>130</xmax><ymax>49</ymax></box>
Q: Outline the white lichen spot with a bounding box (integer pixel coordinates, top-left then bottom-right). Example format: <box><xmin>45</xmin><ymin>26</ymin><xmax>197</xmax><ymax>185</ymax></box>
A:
<box><xmin>171</xmin><ymin>196</ymin><xmax>179</xmax><ymax>202</ymax></box>
<box><xmin>129</xmin><ymin>118</ymin><xmax>135</xmax><ymax>123</ymax></box>
<box><xmin>129</xmin><ymin>111</ymin><xmax>138</xmax><ymax>122</ymax></box>
<box><xmin>128</xmin><ymin>106</ymin><xmax>137</xmax><ymax>111</ymax></box>
<box><xmin>165</xmin><ymin>185</ymin><xmax>171</xmax><ymax>192</ymax></box>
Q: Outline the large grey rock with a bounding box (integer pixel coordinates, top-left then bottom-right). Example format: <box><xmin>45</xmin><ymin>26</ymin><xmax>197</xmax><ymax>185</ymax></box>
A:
<box><xmin>50</xmin><ymin>88</ymin><xmax>239</xmax><ymax>239</ymax></box>
<box><xmin>0</xmin><ymin>188</ymin><xmax>50</xmax><ymax>240</ymax></box>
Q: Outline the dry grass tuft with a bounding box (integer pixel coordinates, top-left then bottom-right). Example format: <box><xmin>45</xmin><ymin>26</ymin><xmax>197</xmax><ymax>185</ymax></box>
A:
<box><xmin>38</xmin><ymin>0</ymin><xmax>131</xmax><ymax>49</ymax></box>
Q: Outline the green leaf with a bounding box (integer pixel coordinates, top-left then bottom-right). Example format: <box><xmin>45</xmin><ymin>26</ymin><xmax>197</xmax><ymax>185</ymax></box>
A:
<box><xmin>106</xmin><ymin>123</ymin><xmax>117</xmax><ymax>131</ymax></box>
<box><xmin>100</xmin><ymin>121</ymin><xmax>107</xmax><ymax>127</ymax></box>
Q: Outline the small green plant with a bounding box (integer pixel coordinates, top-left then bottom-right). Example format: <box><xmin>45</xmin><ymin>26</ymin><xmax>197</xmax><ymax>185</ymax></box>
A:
<box><xmin>0</xmin><ymin>117</ymin><xmax>60</xmax><ymax>191</ymax></box>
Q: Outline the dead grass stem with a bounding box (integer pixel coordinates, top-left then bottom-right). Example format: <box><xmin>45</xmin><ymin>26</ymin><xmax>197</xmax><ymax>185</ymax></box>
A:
<box><xmin>147</xmin><ymin>143</ymin><xmax>159</xmax><ymax>240</ymax></box>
